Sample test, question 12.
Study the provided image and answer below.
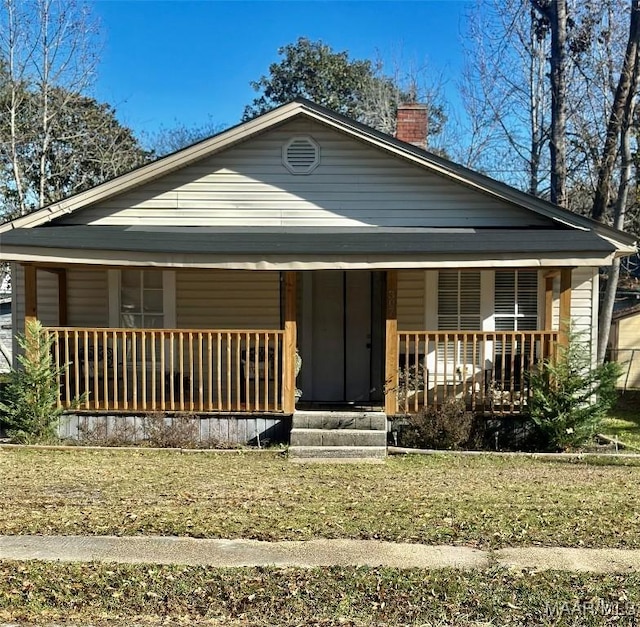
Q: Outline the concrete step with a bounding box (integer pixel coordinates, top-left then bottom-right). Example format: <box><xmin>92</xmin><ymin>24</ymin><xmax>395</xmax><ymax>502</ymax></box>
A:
<box><xmin>288</xmin><ymin>445</ymin><xmax>387</xmax><ymax>460</ymax></box>
<box><xmin>290</xmin><ymin>428</ymin><xmax>387</xmax><ymax>448</ymax></box>
<box><xmin>292</xmin><ymin>411</ymin><xmax>387</xmax><ymax>431</ymax></box>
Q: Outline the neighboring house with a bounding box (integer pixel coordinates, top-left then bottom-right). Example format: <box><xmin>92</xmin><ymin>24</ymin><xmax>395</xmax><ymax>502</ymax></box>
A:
<box><xmin>0</xmin><ymin>99</ymin><xmax>636</xmax><ymax>447</ymax></box>
<box><xmin>610</xmin><ymin>301</ymin><xmax>640</xmax><ymax>390</ymax></box>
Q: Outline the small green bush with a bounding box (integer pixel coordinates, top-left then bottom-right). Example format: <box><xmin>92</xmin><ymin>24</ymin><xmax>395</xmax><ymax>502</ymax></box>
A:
<box><xmin>0</xmin><ymin>320</ymin><xmax>64</xmax><ymax>443</ymax></box>
<box><xmin>528</xmin><ymin>328</ymin><xmax>621</xmax><ymax>451</ymax></box>
<box><xmin>397</xmin><ymin>397</ymin><xmax>474</xmax><ymax>450</ymax></box>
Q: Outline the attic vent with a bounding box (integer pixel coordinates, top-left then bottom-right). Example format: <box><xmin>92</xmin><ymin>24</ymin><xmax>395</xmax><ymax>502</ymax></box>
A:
<box><xmin>283</xmin><ymin>136</ymin><xmax>320</xmax><ymax>174</ymax></box>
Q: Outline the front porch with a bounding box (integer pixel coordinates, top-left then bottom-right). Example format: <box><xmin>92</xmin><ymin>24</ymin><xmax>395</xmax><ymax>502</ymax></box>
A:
<box><xmin>44</xmin><ymin>327</ymin><xmax>560</xmax><ymax>417</ymax></box>
<box><xmin>20</xmin><ymin>266</ymin><xmax>573</xmax><ymax>418</ymax></box>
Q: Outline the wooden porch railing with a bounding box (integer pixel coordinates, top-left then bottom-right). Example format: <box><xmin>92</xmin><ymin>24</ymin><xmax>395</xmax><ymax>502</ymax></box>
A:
<box><xmin>46</xmin><ymin>328</ymin><xmax>285</xmax><ymax>413</ymax></box>
<box><xmin>396</xmin><ymin>330</ymin><xmax>559</xmax><ymax>415</ymax></box>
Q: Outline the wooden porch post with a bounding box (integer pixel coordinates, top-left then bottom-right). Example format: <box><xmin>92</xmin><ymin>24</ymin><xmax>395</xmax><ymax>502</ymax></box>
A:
<box><xmin>283</xmin><ymin>271</ymin><xmax>297</xmax><ymax>414</ymax></box>
<box><xmin>559</xmin><ymin>268</ymin><xmax>572</xmax><ymax>346</ymax></box>
<box><xmin>23</xmin><ymin>264</ymin><xmax>38</xmax><ymax>363</ymax></box>
<box><xmin>24</xmin><ymin>264</ymin><xmax>37</xmax><ymax>327</ymax></box>
<box><xmin>543</xmin><ymin>271</ymin><xmax>558</xmax><ymax>331</ymax></box>
<box><xmin>384</xmin><ymin>270</ymin><xmax>398</xmax><ymax>415</ymax></box>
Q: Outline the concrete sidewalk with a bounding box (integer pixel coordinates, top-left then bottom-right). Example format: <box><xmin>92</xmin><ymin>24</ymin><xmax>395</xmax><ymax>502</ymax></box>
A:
<box><xmin>1</xmin><ymin>536</ymin><xmax>640</xmax><ymax>573</ymax></box>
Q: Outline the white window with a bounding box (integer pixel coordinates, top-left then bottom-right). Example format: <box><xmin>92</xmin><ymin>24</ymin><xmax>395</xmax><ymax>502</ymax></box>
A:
<box><xmin>120</xmin><ymin>269</ymin><xmax>164</xmax><ymax>328</ymax></box>
<box><xmin>436</xmin><ymin>270</ymin><xmax>482</xmax><ymax>368</ymax></box>
<box><xmin>494</xmin><ymin>270</ymin><xmax>538</xmax><ymax>331</ymax></box>
<box><xmin>437</xmin><ymin>270</ymin><xmax>482</xmax><ymax>330</ymax></box>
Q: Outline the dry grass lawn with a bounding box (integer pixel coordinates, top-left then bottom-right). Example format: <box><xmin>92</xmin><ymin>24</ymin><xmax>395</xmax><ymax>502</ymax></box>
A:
<box><xmin>1</xmin><ymin>561</ymin><xmax>639</xmax><ymax>626</ymax></box>
<box><xmin>1</xmin><ymin>447</ymin><xmax>640</xmax><ymax>548</ymax></box>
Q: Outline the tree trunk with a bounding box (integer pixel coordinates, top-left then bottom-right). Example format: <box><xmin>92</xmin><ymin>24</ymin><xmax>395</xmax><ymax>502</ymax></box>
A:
<box><xmin>597</xmin><ymin>124</ymin><xmax>633</xmax><ymax>363</ymax></box>
<box><xmin>529</xmin><ymin>6</ymin><xmax>547</xmax><ymax>197</ymax></box>
<box><xmin>6</xmin><ymin>0</ymin><xmax>28</xmax><ymax>216</ymax></box>
<box><xmin>548</xmin><ymin>0</ymin><xmax>568</xmax><ymax>207</ymax></box>
<box><xmin>592</xmin><ymin>0</ymin><xmax>640</xmax><ymax>222</ymax></box>
<box><xmin>593</xmin><ymin>0</ymin><xmax>640</xmax><ymax>363</ymax></box>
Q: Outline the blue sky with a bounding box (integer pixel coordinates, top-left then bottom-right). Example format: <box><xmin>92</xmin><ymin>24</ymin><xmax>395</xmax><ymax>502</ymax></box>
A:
<box><xmin>91</xmin><ymin>0</ymin><xmax>472</xmax><ymax>138</ymax></box>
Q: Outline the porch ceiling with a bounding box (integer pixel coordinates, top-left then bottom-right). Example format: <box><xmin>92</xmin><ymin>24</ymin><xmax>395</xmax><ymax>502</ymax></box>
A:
<box><xmin>0</xmin><ymin>225</ymin><xmax>617</xmax><ymax>269</ymax></box>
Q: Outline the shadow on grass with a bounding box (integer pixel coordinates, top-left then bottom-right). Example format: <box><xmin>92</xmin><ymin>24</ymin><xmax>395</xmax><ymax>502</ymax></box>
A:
<box><xmin>603</xmin><ymin>390</ymin><xmax>640</xmax><ymax>448</ymax></box>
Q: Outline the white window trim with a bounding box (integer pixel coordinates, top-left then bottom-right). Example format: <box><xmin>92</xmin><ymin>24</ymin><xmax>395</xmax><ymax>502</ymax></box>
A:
<box><xmin>108</xmin><ymin>269</ymin><xmax>176</xmax><ymax>328</ymax></box>
<box><xmin>424</xmin><ymin>269</ymin><xmax>541</xmax><ymax>373</ymax></box>
<box><xmin>590</xmin><ymin>268</ymin><xmax>599</xmax><ymax>366</ymax></box>
<box><xmin>493</xmin><ymin>269</ymin><xmax>540</xmax><ymax>332</ymax></box>
<box><xmin>480</xmin><ymin>271</ymin><xmax>493</xmax><ymax>331</ymax></box>
<box><xmin>427</xmin><ymin>270</ymin><xmax>542</xmax><ymax>333</ymax></box>
<box><xmin>425</xmin><ymin>269</ymin><xmax>487</xmax><ymax>376</ymax></box>
<box><xmin>424</xmin><ymin>271</ymin><xmax>437</xmax><ymax>328</ymax></box>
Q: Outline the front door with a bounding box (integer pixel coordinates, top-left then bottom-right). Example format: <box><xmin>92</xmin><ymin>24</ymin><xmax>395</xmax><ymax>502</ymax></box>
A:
<box><xmin>301</xmin><ymin>271</ymin><xmax>383</xmax><ymax>403</ymax></box>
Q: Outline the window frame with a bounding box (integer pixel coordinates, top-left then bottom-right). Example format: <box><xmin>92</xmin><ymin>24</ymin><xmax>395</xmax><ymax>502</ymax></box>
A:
<box><xmin>494</xmin><ymin>269</ymin><xmax>539</xmax><ymax>332</ymax></box>
<box><xmin>108</xmin><ymin>269</ymin><xmax>176</xmax><ymax>329</ymax></box>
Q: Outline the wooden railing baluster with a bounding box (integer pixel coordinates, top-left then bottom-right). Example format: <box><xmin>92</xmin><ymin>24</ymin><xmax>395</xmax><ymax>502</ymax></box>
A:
<box><xmin>397</xmin><ymin>330</ymin><xmax>559</xmax><ymax>414</ymax></box>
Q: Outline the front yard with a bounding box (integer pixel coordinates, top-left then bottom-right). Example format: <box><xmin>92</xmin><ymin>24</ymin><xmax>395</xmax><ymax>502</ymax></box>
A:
<box><xmin>1</xmin><ymin>561</ymin><xmax>638</xmax><ymax>626</ymax></box>
<box><xmin>1</xmin><ymin>448</ymin><xmax>640</xmax><ymax>548</ymax></box>
<box><xmin>2</xmin><ymin>448</ymin><xmax>640</xmax><ymax>625</ymax></box>
<box><xmin>602</xmin><ymin>390</ymin><xmax>640</xmax><ymax>449</ymax></box>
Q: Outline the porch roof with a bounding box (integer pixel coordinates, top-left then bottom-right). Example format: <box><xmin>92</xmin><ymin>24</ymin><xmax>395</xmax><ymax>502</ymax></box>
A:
<box><xmin>0</xmin><ymin>225</ymin><xmax>617</xmax><ymax>269</ymax></box>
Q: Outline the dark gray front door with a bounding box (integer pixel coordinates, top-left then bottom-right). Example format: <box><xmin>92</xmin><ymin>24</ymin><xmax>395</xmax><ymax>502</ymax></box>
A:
<box><xmin>309</xmin><ymin>271</ymin><xmax>379</xmax><ymax>403</ymax></box>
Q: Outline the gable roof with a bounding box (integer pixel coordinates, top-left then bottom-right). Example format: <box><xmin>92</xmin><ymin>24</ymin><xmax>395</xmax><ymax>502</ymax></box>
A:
<box><xmin>0</xmin><ymin>98</ymin><xmax>635</xmax><ymax>254</ymax></box>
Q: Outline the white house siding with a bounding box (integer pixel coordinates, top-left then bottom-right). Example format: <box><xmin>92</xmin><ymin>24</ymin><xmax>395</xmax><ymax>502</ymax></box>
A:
<box><xmin>573</xmin><ymin>267</ymin><xmax>598</xmax><ymax>360</ymax></box>
<box><xmin>397</xmin><ymin>270</ymin><xmax>425</xmax><ymax>330</ymax></box>
<box><xmin>56</xmin><ymin>118</ymin><xmax>554</xmax><ymax>230</ymax></box>
<box><xmin>67</xmin><ymin>269</ymin><xmax>109</xmax><ymax>327</ymax></box>
<box><xmin>176</xmin><ymin>270</ymin><xmax>280</xmax><ymax>329</ymax></box>
<box><xmin>173</xmin><ymin>270</ymin><xmax>281</xmax><ymax>408</ymax></box>
<box><xmin>550</xmin><ymin>267</ymin><xmax>598</xmax><ymax>359</ymax></box>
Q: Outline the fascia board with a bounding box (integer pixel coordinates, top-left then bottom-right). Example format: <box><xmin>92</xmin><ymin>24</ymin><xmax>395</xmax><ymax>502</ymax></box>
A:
<box><xmin>0</xmin><ymin>244</ymin><xmax>616</xmax><ymax>269</ymax></box>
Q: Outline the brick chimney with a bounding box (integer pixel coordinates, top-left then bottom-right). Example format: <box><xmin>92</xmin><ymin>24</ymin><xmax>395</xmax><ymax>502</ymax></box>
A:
<box><xmin>396</xmin><ymin>103</ymin><xmax>428</xmax><ymax>149</ymax></box>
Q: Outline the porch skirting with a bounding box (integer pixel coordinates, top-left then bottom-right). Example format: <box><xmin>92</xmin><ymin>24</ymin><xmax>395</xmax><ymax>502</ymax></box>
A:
<box><xmin>56</xmin><ymin>413</ymin><xmax>291</xmax><ymax>447</ymax></box>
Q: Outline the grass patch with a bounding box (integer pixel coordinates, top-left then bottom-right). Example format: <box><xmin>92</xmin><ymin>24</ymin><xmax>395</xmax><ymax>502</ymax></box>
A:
<box><xmin>1</xmin><ymin>561</ymin><xmax>639</xmax><ymax>626</ymax></box>
<box><xmin>603</xmin><ymin>391</ymin><xmax>640</xmax><ymax>449</ymax></box>
<box><xmin>1</xmin><ymin>449</ymin><xmax>640</xmax><ymax>548</ymax></box>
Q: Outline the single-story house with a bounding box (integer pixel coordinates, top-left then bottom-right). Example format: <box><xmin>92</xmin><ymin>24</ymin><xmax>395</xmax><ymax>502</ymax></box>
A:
<box><xmin>0</xmin><ymin>99</ymin><xmax>636</xmax><ymax>451</ymax></box>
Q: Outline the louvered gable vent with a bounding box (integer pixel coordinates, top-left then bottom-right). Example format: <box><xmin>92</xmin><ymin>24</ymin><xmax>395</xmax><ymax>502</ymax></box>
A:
<box><xmin>283</xmin><ymin>136</ymin><xmax>320</xmax><ymax>174</ymax></box>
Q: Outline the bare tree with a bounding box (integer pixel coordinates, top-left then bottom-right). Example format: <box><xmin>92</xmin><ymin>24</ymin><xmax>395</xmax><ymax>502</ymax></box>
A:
<box><xmin>460</xmin><ymin>0</ymin><xmax>630</xmax><ymax>205</ymax></box>
<box><xmin>358</xmin><ymin>52</ymin><xmax>448</xmax><ymax>151</ymax></box>
<box><xmin>142</xmin><ymin>117</ymin><xmax>226</xmax><ymax>157</ymax></box>
<box><xmin>0</xmin><ymin>0</ymin><xmax>99</xmax><ymax>216</ymax></box>
<box><xmin>459</xmin><ymin>0</ymin><xmax>551</xmax><ymax>194</ymax></box>
<box><xmin>461</xmin><ymin>0</ymin><xmax>639</xmax><ymax>361</ymax></box>
<box><xmin>592</xmin><ymin>0</ymin><xmax>640</xmax><ymax>222</ymax></box>
<box><xmin>594</xmin><ymin>0</ymin><xmax>640</xmax><ymax>363</ymax></box>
